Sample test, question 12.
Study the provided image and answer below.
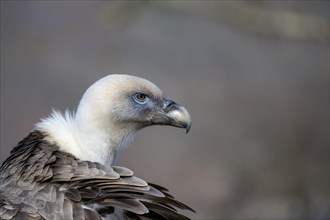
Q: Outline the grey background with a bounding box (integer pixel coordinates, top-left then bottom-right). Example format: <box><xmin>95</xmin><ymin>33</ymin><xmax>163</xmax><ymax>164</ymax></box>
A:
<box><xmin>1</xmin><ymin>1</ymin><xmax>329</xmax><ymax>219</ymax></box>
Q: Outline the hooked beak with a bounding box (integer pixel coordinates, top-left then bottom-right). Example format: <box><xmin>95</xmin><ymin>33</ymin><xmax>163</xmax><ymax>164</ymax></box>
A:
<box><xmin>161</xmin><ymin>99</ymin><xmax>192</xmax><ymax>133</ymax></box>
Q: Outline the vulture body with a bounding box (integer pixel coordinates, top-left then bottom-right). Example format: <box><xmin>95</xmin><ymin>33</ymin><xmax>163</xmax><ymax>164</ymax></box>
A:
<box><xmin>0</xmin><ymin>74</ymin><xmax>193</xmax><ymax>220</ymax></box>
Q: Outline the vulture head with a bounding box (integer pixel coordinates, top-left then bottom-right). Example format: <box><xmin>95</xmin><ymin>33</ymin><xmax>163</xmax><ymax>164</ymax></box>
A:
<box><xmin>36</xmin><ymin>74</ymin><xmax>191</xmax><ymax>165</ymax></box>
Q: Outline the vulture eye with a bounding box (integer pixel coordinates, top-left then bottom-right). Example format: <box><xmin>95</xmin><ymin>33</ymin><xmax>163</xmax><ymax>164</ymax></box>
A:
<box><xmin>133</xmin><ymin>93</ymin><xmax>148</xmax><ymax>104</ymax></box>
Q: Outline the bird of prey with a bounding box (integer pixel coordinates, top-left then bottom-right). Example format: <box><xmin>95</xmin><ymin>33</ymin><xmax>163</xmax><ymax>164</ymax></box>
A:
<box><xmin>0</xmin><ymin>74</ymin><xmax>194</xmax><ymax>220</ymax></box>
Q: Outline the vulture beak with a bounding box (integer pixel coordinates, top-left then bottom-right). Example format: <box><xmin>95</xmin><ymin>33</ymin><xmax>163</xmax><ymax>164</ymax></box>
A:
<box><xmin>162</xmin><ymin>99</ymin><xmax>192</xmax><ymax>133</ymax></box>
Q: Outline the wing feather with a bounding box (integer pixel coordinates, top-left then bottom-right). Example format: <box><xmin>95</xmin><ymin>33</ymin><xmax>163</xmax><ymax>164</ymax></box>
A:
<box><xmin>0</xmin><ymin>131</ymin><xmax>194</xmax><ymax>219</ymax></box>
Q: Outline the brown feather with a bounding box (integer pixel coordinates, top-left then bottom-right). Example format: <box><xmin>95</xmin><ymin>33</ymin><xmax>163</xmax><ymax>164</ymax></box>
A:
<box><xmin>0</xmin><ymin>131</ymin><xmax>194</xmax><ymax>219</ymax></box>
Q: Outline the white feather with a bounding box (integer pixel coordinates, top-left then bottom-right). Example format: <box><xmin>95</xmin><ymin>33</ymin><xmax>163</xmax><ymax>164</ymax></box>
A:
<box><xmin>34</xmin><ymin>75</ymin><xmax>158</xmax><ymax>166</ymax></box>
<box><xmin>35</xmin><ymin>110</ymin><xmax>80</xmax><ymax>157</ymax></box>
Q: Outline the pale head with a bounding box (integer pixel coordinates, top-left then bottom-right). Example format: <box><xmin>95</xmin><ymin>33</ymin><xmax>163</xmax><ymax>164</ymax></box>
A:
<box><xmin>36</xmin><ymin>74</ymin><xmax>191</xmax><ymax>165</ymax></box>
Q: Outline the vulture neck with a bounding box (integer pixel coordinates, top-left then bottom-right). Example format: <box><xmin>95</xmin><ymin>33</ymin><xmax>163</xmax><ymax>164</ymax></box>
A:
<box><xmin>36</xmin><ymin>109</ymin><xmax>135</xmax><ymax>166</ymax></box>
<box><xmin>75</xmin><ymin>106</ymin><xmax>136</xmax><ymax>165</ymax></box>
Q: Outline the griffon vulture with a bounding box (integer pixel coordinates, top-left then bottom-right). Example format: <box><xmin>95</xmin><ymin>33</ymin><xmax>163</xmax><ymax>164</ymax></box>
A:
<box><xmin>0</xmin><ymin>74</ymin><xmax>194</xmax><ymax>220</ymax></box>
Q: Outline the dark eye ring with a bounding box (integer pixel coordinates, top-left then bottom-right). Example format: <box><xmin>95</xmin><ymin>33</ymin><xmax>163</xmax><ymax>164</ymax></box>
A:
<box><xmin>133</xmin><ymin>93</ymin><xmax>148</xmax><ymax>104</ymax></box>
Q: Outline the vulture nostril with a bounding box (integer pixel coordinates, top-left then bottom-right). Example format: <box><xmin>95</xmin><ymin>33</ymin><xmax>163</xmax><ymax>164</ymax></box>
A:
<box><xmin>164</xmin><ymin>101</ymin><xmax>176</xmax><ymax>113</ymax></box>
<box><xmin>165</xmin><ymin>103</ymin><xmax>173</xmax><ymax>112</ymax></box>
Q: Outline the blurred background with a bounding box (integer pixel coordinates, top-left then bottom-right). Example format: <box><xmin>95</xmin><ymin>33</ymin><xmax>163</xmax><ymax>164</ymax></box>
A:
<box><xmin>1</xmin><ymin>1</ymin><xmax>329</xmax><ymax>219</ymax></box>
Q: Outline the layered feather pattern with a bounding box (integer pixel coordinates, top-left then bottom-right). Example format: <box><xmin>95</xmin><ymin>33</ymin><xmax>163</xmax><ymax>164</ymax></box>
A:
<box><xmin>0</xmin><ymin>131</ymin><xmax>194</xmax><ymax>220</ymax></box>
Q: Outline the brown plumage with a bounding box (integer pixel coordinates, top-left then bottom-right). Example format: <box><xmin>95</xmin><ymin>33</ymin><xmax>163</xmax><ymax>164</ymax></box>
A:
<box><xmin>0</xmin><ymin>131</ymin><xmax>193</xmax><ymax>220</ymax></box>
<box><xmin>0</xmin><ymin>74</ymin><xmax>193</xmax><ymax>219</ymax></box>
